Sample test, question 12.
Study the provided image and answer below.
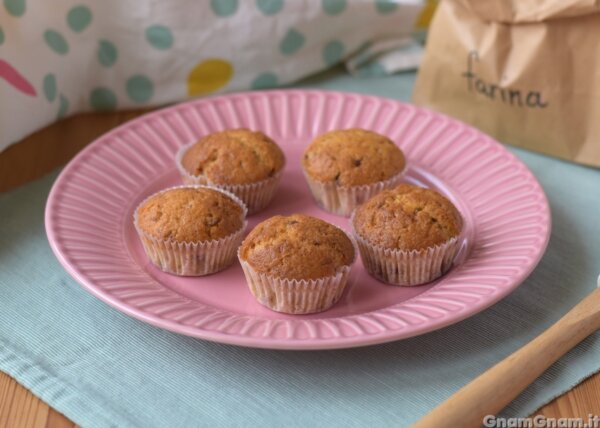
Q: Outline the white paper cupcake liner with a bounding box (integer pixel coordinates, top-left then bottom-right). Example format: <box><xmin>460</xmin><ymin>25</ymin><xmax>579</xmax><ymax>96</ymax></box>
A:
<box><xmin>237</xmin><ymin>229</ymin><xmax>358</xmax><ymax>314</ymax></box>
<box><xmin>176</xmin><ymin>142</ymin><xmax>282</xmax><ymax>214</ymax></box>
<box><xmin>134</xmin><ymin>185</ymin><xmax>247</xmax><ymax>276</ymax></box>
<box><xmin>302</xmin><ymin>168</ymin><xmax>405</xmax><ymax>217</ymax></box>
<box><xmin>351</xmin><ymin>216</ymin><xmax>460</xmax><ymax>286</ymax></box>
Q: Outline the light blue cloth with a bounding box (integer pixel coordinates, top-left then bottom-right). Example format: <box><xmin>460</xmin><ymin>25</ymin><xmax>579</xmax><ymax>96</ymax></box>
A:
<box><xmin>1</xmin><ymin>69</ymin><xmax>600</xmax><ymax>428</ymax></box>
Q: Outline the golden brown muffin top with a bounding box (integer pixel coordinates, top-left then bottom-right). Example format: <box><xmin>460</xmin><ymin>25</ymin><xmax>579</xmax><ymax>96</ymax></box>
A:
<box><xmin>353</xmin><ymin>184</ymin><xmax>462</xmax><ymax>250</ymax></box>
<box><xmin>302</xmin><ymin>129</ymin><xmax>405</xmax><ymax>186</ymax></box>
<box><xmin>136</xmin><ymin>187</ymin><xmax>244</xmax><ymax>242</ymax></box>
<box><xmin>181</xmin><ymin>129</ymin><xmax>285</xmax><ymax>185</ymax></box>
<box><xmin>239</xmin><ymin>214</ymin><xmax>355</xmax><ymax>280</ymax></box>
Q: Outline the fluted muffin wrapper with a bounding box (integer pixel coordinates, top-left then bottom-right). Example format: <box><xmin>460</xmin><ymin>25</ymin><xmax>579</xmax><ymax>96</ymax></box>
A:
<box><xmin>351</xmin><ymin>215</ymin><xmax>460</xmax><ymax>286</ymax></box>
<box><xmin>176</xmin><ymin>142</ymin><xmax>282</xmax><ymax>215</ymax></box>
<box><xmin>134</xmin><ymin>185</ymin><xmax>247</xmax><ymax>276</ymax></box>
<box><xmin>238</xmin><ymin>259</ymin><xmax>352</xmax><ymax>315</ymax></box>
<box><xmin>302</xmin><ymin>168</ymin><xmax>405</xmax><ymax>217</ymax></box>
<box><xmin>237</xmin><ymin>228</ymin><xmax>357</xmax><ymax>315</ymax></box>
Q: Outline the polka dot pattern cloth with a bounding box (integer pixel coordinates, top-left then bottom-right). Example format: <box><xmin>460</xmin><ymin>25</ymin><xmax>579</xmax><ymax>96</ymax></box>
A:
<box><xmin>0</xmin><ymin>0</ymin><xmax>425</xmax><ymax>152</ymax></box>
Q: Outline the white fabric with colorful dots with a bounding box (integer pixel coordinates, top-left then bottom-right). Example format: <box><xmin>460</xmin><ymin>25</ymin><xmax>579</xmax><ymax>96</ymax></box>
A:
<box><xmin>0</xmin><ymin>0</ymin><xmax>423</xmax><ymax>152</ymax></box>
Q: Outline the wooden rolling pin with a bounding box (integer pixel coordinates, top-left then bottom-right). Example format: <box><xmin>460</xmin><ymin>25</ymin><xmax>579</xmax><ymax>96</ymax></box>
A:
<box><xmin>415</xmin><ymin>277</ymin><xmax>600</xmax><ymax>428</ymax></box>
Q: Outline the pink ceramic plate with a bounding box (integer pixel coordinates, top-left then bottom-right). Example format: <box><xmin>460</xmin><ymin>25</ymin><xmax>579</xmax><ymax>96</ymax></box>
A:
<box><xmin>45</xmin><ymin>90</ymin><xmax>550</xmax><ymax>350</ymax></box>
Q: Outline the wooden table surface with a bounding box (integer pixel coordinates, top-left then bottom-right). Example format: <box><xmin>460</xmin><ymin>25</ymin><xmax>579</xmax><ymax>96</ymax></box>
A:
<box><xmin>1</xmin><ymin>110</ymin><xmax>599</xmax><ymax>426</ymax></box>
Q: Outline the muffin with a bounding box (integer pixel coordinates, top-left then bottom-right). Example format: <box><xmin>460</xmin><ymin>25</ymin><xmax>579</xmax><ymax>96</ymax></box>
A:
<box><xmin>302</xmin><ymin>129</ymin><xmax>406</xmax><ymax>216</ymax></box>
<box><xmin>176</xmin><ymin>129</ymin><xmax>285</xmax><ymax>214</ymax></box>
<box><xmin>352</xmin><ymin>184</ymin><xmax>462</xmax><ymax>286</ymax></box>
<box><xmin>134</xmin><ymin>185</ymin><xmax>247</xmax><ymax>276</ymax></box>
<box><xmin>238</xmin><ymin>214</ymin><xmax>356</xmax><ymax>314</ymax></box>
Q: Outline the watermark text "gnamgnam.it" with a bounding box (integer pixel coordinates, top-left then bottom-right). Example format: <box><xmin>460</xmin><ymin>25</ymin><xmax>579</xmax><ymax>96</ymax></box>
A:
<box><xmin>483</xmin><ymin>415</ymin><xmax>600</xmax><ymax>428</ymax></box>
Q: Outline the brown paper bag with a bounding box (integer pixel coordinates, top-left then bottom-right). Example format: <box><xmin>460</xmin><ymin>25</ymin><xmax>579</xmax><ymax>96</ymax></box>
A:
<box><xmin>413</xmin><ymin>0</ymin><xmax>600</xmax><ymax>167</ymax></box>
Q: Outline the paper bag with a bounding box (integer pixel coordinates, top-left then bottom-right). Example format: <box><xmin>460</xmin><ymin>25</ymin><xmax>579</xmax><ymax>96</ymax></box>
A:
<box><xmin>413</xmin><ymin>0</ymin><xmax>600</xmax><ymax>167</ymax></box>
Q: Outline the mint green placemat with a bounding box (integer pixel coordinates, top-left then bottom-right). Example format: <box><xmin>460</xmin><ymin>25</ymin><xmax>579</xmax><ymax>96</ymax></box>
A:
<box><xmin>2</xmin><ymin>69</ymin><xmax>600</xmax><ymax>427</ymax></box>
